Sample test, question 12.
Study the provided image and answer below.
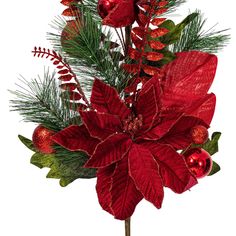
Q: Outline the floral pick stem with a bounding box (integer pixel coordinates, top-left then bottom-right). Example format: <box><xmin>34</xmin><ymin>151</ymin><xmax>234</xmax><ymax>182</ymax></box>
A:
<box><xmin>125</xmin><ymin>217</ymin><xmax>131</xmax><ymax>236</ymax></box>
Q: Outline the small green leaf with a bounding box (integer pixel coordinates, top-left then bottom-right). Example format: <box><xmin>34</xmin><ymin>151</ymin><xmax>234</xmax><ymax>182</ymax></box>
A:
<box><xmin>159</xmin><ymin>20</ymin><xmax>175</xmax><ymax>31</ymax></box>
<box><xmin>208</xmin><ymin>161</ymin><xmax>221</xmax><ymax>176</ymax></box>
<box><xmin>18</xmin><ymin>135</ymin><xmax>36</xmax><ymax>152</ymax></box>
<box><xmin>30</xmin><ymin>153</ymin><xmax>54</xmax><ymax>169</ymax></box>
<box><xmin>161</xmin><ymin>13</ymin><xmax>199</xmax><ymax>45</ymax></box>
<box><xmin>202</xmin><ymin>132</ymin><xmax>221</xmax><ymax>156</ymax></box>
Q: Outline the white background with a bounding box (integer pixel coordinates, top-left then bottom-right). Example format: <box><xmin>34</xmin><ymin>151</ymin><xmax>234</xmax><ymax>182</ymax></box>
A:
<box><xmin>0</xmin><ymin>0</ymin><xmax>235</xmax><ymax>235</ymax></box>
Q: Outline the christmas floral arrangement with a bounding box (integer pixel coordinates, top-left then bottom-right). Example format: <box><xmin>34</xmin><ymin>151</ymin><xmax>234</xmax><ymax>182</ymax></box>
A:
<box><xmin>10</xmin><ymin>0</ymin><xmax>229</xmax><ymax>235</ymax></box>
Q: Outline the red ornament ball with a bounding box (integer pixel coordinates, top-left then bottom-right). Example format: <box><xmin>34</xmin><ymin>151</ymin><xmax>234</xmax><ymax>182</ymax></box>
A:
<box><xmin>97</xmin><ymin>0</ymin><xmax>120</xmax><ymax>19</ymax></box>
<box><xmin>183</xmin><ymin>148</ymin><xmax>213</xmax><ymax>179</ymax></box>
<box><xmin>190</xmin><ymin>125</ymin><xmax>209</xmax><ymax>144</ymax></box>
<box><xmin>32</xmin><ymin>125</ymin><xmax>55</xmax><ymax>154</ymax></box>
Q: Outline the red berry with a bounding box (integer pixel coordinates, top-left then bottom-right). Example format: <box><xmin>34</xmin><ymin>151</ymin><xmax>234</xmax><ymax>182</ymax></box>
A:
<box><xmin>190</xmin><ymin>125</ymin><xmax>209</xmax><ymax>144</ymax></box>
<box><xmin>32</xmin><ymin>125</ymin><xmax>55</xmax><ymax>154</ymax></box>
<box><xmin>183</xmin><ymin>148</ymin><xmax>213</xmax><ymax>178</ymax></box>
<box><xmin>97</xmin><ymin>0</ymin><xmax>120</xmax><ymax>18</ymax></box>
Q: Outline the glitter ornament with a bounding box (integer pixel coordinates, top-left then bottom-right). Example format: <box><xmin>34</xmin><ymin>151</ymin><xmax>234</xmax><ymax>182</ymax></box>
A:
<box><xmin>191</xmin><ymin>125</ymin><xmax>209</xmax><ymax>144</ymax></box>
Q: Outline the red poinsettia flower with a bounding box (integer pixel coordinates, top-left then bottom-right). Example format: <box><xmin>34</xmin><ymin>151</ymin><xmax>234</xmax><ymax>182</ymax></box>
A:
<box><xmin>52</xmin><ymin>51</ymin><xmax>218</xmax><ymax>220</ymax></box>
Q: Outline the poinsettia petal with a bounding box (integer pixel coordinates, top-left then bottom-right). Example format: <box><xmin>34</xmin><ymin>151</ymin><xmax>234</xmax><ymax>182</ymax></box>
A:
<box><xmin>186</xmin><ymin>93</ymin><xmax>216</xmax><ymax>125</ymax></box>
<box><xmin>80</xmin><ymin>110</ymin><xmax>121</xmax><ymax>140</ymax></box>
<box><xmin>162</xmin><ymin>51</ymin><xmax>218</xmax><ymax>97</ymax></box>
<box><xmin>52</xmin><ymin>125</ymin><xmax>99</xmax><ymax>155</ymax></box>
<box><xmin>142</xmin><ymin>143</ymin><xmax>197</xmax><ymax>193</ymax></box>
<box><xmin>136</xmin><ymin>86</ymin><xmax>159</xmax><ymax>132</ymax></box>
<box><xmin>111</xmin><ymin>156</ymin><xmax>143</xmax><ymax>220</ymax></box>
<box><xmin>102</xmin><ymin>0</ymin><xmax>135</xmax><ymax>27</ymax></box>
<box><xmin>84</xmin><ymin>133</ymin><xmax>132</xmax><ymax>168</ymax></box>
<box><xmin>159</xmin><ymin>115</ymin><xmax>208</xmax><ymax>149</ymax></box>
<box><xmin>91</xmin><ymin>79</ymin><xmax>130</xmax><ymax>120</ymax></box>
<box><xmin>96</xmin><ymin>165</ymin><xmax>116</xmax><ymax>215</ymax></box>
<box><xmin>128</xmin><ymin>144</ymin><xmax>164</xmax><ymax>209</ymax></box>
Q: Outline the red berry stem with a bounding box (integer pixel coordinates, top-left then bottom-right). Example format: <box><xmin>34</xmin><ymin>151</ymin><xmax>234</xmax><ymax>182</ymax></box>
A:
<box><xmin>32</xmin><ymin>47</ymin><xmax>91</xmax><ymax>108</ymax></box>
<box><xmin>125</xmin><ymin>217</ymin><xmax>131</xmax><ymax>236</ymax></box>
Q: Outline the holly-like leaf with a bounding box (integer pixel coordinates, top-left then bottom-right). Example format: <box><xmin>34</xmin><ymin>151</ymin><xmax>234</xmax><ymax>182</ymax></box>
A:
<box><xmin>30</xmin><ymin>146</ymin><xmax>96</xmax><ymax>187</ymax></box>
<box><xmin>18</xmin><ymin>135</ymin><xmax>36</xmax><ymax>152</ymax></box>
<box><xmin>202</xmin><ymin>132</ymin><xmax>221</xmax><ymax>155</ymax></box>
<box><xmin>208</xmin><ymin>161</ymin><xmax>221</xmax><ymax>176</ymax></box>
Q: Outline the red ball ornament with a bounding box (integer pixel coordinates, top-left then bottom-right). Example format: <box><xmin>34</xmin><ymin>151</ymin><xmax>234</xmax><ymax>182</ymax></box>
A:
<box><xmin>183</xmin><ymin>148</ymin><xmax>213</xmax><ymax>179</ymax></box>
<box><xmin>32</xmin><ymin>125</ymin><xmax>55</xmax><ymax>154</ymax></box>
<box><xmin>97</xmin><ymin>0</ymin><xmax>120</xmax><ymax>19</ymax></box>
<box><xmin>190</xmin><ymin>125</ymin><xmax>209</xmax><ymax>144</ymax></box>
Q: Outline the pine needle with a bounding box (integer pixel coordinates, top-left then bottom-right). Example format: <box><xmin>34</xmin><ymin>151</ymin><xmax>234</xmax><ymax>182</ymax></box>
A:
<box><xmin>9</xmin><ymin>70</ymin><xmax>80</xmax><ymax>131</ymax></box>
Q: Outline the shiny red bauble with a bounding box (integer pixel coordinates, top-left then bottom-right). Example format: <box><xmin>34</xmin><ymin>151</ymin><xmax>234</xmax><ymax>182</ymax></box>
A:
<box><xmin>190</xmin><ymin>125</ymin><xmax>209</xmax><ymax>144</ymax></box>
<box><xmin>183</xmin><ymin>148</ymin><xmax>213</xmax><ymax>178</ymax></box>
<box><xmin>32</xmin><ymin>125</ymin><xmax>55</xmax><ymax>154</ymax></box>
<box><xmin>97</xmin><ymin>0</ymin><xmax>120</xmax><ymax>19</ymax></box>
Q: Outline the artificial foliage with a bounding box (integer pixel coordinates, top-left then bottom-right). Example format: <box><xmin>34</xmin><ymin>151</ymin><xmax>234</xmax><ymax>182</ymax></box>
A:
<box><xmin>10</xmin><ymin>0</ymin><xmax>229</xmax><ymax>235</ymax></box>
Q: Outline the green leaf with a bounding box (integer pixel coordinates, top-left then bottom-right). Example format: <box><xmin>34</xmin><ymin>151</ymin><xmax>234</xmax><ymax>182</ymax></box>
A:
<box><xmin>159</xmin><ymin>20</ymin><xmax>176</xmax><ymax>31</ymax></box>
<box><xmin>29</xmin><ymin>146</ymin><xmax>96</xmax><ymax>187</ymax></box>
<box><xmin>18</xmin><ymin>135</ymin><xmax>36</xmax><ymax>152</ymax></box>
<box><xmin>208</xmin><ymin>161</ymin><xmax>221</xmax><ymax>176</ymax></box>
<box><xmin>161</xmin><ymin>13</ymin><xmax>199</xmax><ymax>45</ymax></box>
<box><xmin>202</xmin><ymin>132</ymin><xmax>221</xmax><ymax>156</ymax></box>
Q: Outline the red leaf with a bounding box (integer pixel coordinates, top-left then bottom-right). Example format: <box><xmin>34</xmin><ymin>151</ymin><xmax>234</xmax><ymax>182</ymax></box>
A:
<box><xmin>60</xmin><ymin>83</ymin><xmax>77</xmax><ymax>91</ymax></box>
<box><xmin>131</xmin><ymin>32</ymin><xmax>144</xmax><ymax>48</ymax></box>
<box><xmin>96</xmin><ymin>165</ymin><xmax>116</xmax><ymax>215</ymax></box>
<box><xmin>60</xmin><ymin>0</ymin><xmax>78</xmax><ymax>6</ymax></box>
<box><xmin>146</xmin><ymin>52</ymin><xmax>164</xmax><ymax>61</ymax></box>
<box><xmin>124</xmin><ymin>77</ymin><xmax>142</xmax><ymax>93</ymax></box>
<box><xmin>91</xmin><ymin>79</ymin><xmax>131</xmax><ymax>120</ymax></box>
<box><xmin>52</xmin><ymin>125</ymin><xmax>99</xmax><ymax>155</ymax></box>
<box><xmin>132</xmin><ymin>27</ymin><xmax>145</xmax><ymax>38</ymax></box>
<box><xmin>111</xmin><ymin>156</ymin><xmax>143</xmax><ymax>220</ymax></box>
<box><xmin>128</xmin><ymin>47</ymin><xmax>141</xmax><ymax>60</ymax></box>
<box><xmin>136</xmin><ymin>86</ymin><xmax>159</xmax><ymax>132</ymax></box>
<box><xmin>58</xmin><ymin>74</ymin><xmax>73</xmax><ymax>81</ymax></box>
<box><xmin>62</xmin><ymin>7</ymin><xmax>79</xmax><ymax>17</ymax></box>
<box><xmin>58</xmin><ymin>69</ymin><xmax>70</xmax><ymax>74</ymax></box>
<box><xmin>159</xmin><ymin>115</ymin><xmax>208</xmax><ymax>149</ymax></box>
<box><xmin>157</xmin><ymin>1</ymin><xmax>169</xmax><ymax>7</ymax></box>
<box><xmin>138</xmin><ymin>13</ymin><xmax>148</xmax><ymax>26</ymax></box>
<box><xmin>162</xmin><ymin>51</ymin><xmax>218</xmax><ymax>97</ymax></box>
<box><xmin>150</xmin><ymin>28</ymin><xmax>169</xmax><ymax>38</ymax></box>
<box><xmin>155</xmin><ymin>8</ymin><xmax>168</xmax><ymax>15</ymax></box>
<box><xmin>143</xmin><ymin>143</ymin><xmax>197</xmax><ymax>193</ymax></box>
<box><xmin>128</xmin><ymin>144</ymin><xmax>164</xmax><ymax>209</ymax></box>
<box><xmin>151</xmin><ymin>18</ymin><xmax>166</xmax><ymax>26</ymax></box>
<box><xmin>80</xmin><ymin>111</ymin><xmax>121</xmax><ymax>140</ymax></box>
<box><xmin>149</xmin><ymin>40</ymin><xmax>166</xmax><ymax>50</ymax></box>
<box><xmin>142</xmin><ymin>64</ymin><xmax>161</xmax><ymax>76</ymax></box>
<box><xmin>85</xmin><ymin>133</ymin><xmax>132</xmax><ymax>168</ymax></box>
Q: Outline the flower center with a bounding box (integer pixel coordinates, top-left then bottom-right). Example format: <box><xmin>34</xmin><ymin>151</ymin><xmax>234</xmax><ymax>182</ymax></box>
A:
<box><xmin>122</xmin><ymin>114</ymin><xmax>143</xmax><ymax>135</ymax></box>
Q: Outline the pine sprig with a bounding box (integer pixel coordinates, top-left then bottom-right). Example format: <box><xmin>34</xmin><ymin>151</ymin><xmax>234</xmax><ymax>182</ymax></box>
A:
<box><xmin>10</xmin><ymin>70</ymin><xmax>81</xmax><ymax>131</ymax></box>
<box><xmin>170</xmin><ymin>11</ymin><xmax>230</xmax><ymax>53</ymax></box>
<box><xmin>48</xmin><ymin>8</ymin><xmax>128</xmax><ymax>92</ymax></box>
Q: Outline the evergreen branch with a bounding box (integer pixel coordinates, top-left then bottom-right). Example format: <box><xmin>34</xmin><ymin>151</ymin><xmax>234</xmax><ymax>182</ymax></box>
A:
<box><xmin>170</xmin><ymin>11</ymin><xmax>230</xmax><ymax>53</ymax></box>
<box><xmin>167</xmin><ymin>0</ymin><xmax>186</xmax><ymax>13</ymax></box>
<box><xmin>48</xmin><ymin>8</ymin><xmax>129</xmax><ymax>92</ymax></box>
<box><xmin>32</xmin><ymin>47</ymin><xmax>91</xmax><ymax>107</ymax></box>
<box><xmin>10</xmin><ymin>70</ymin><xmax>81</xmax><ymax>131</ymax></box>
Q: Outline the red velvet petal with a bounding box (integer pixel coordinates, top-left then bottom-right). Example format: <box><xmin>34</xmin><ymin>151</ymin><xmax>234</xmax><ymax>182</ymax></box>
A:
<box><xmin>52</xmin><ymin>125</ymin><xmax>99</xmax><ymax>155</ymax></box>
<box><xmin>142</xmin><ymin>143</ymin><xmax>197</xmax><ymax>193</ymax></box>
<box><xmin>80</xmin><ymin>110</ymin><xmax>121</xmax><ymax>140</ymax></box>
<box><xmin>186</xmin><ymin>93</ymin><xmax>216</xmax><ymax>125</ymax></box>
<box><xmin>159</xmin><ymin>115</ymin><xmax>208</xmax><ymax>150</ymax></box>
<box><xmin>128</xmin><ymin>144</ymin><xmax>164</xmax><ymax>209</ymax></box>
<box><xmin>91</xmin><ymin>79</ymin><xmax>130</xmax><ymax>120</ymax></box>
<box><xmin>111</xmin><ymin>156</ymin><xmax>143</xmax><ymax>220</ymax></box>
<box><xmin>162</xmin><ymin>51</ymin><xmax>218</xmax><ymax>97</ymax></box>
<box><xmin>102</xmin><ymin>0</ymin><xmax>135</xmax><ymax>27</ymax></box>
<box><xmin>84</xmin><ymin>133</ymin><xmax>132</xmax><ymax>168</ymax></box>
<box><xmin>136</xmin><ymin>86</ymin><xmax>159</xmax><ymax>132</ymax></box>
<box><xmin>96</xmin><ymin>165</ymin><xmax>116</xmax><ymax>215</ymax></box>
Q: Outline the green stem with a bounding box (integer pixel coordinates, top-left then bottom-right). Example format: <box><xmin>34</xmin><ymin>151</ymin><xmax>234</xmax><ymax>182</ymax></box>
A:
<box><xmin>125</xmin><ymin>218</ymin><xmax>131</xmax><ymax>236</ymax></box>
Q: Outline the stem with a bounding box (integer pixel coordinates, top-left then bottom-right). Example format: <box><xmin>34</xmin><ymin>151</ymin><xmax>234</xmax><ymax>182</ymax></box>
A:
<box><xmin>125</xmin><ymin>26</ymin><xmax>131</xmax><ymax>56</ymax></box>
<box><xmin>115</xmin><ymin>28</ymin><xmax>126</xmax><ymax>54</ymax></box>
<box><xmin>125</xmin><ymin>218</ymin><xmax>131</xmax><ymax>236</ymax></box>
